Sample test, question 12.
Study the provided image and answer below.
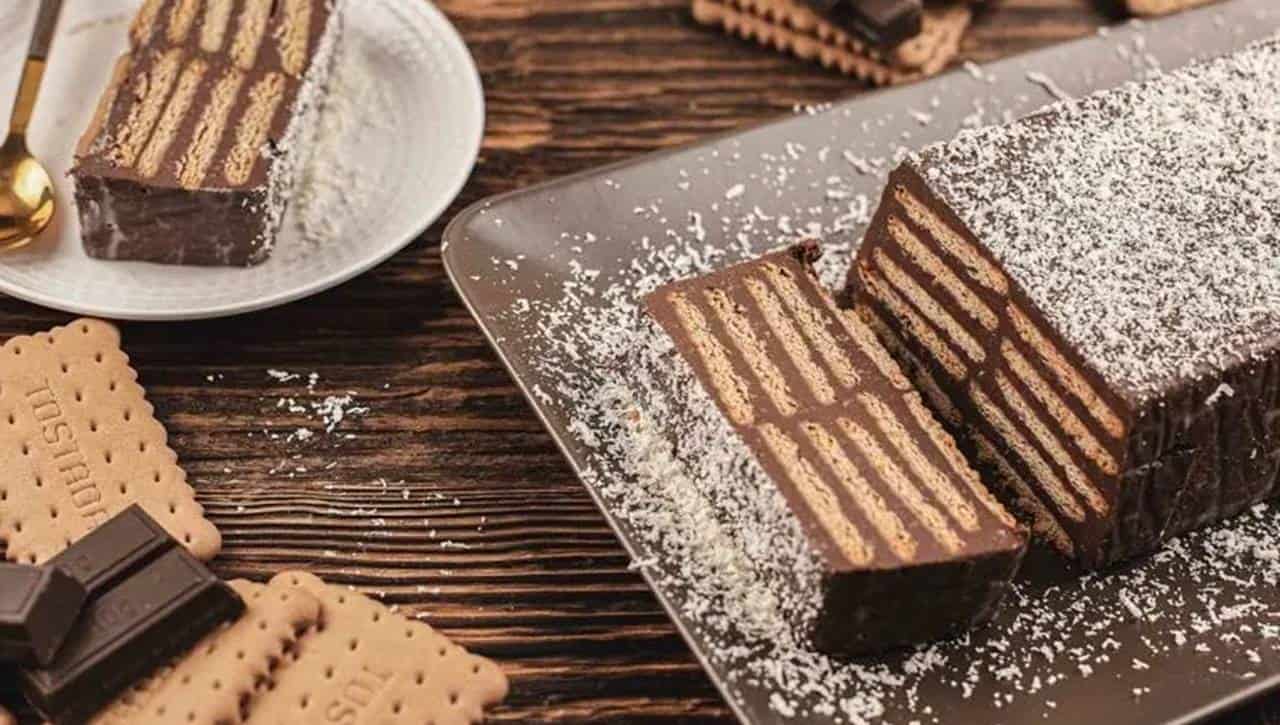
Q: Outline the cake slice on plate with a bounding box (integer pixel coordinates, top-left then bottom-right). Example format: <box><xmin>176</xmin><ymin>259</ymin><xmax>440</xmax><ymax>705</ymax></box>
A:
<box><xmin>73</xmin><ymin>0</ymin><xmax>344</xmax><ymax>266</ymax></box>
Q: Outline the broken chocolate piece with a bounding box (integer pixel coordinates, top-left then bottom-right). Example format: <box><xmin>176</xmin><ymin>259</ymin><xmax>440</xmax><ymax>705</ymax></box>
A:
<box><xmin>20</xmin><ymin>508</ymin><xmax>242</xmax><ymax>724</ymax></box>
<box><xmin>0</xmin><ymin>564</ymin><xmax>87</xmax><ymax>667</ymax></box>
<box><xmin>805</xmin><ymin>0</ymin><xmax>923</xmax><ymax>48</ymax></box>
<box><xmin>846</xmin><ymin>37</ymin><xmax>1280</xmax><ymax>569</ymax></box>
<box><xmin>71</xmin><ymin>0</ymin><xmax>344</xmax><ymax>266</ymax></box>
<box><xmin>647</xmin><ymin>243</ymin><xmax>1026</xmax><ymax>654</ymax></box>
<box><xmin>47</xmin><ymin>505</ymin><xmax>175</xmax><ymax>598</ymax></box>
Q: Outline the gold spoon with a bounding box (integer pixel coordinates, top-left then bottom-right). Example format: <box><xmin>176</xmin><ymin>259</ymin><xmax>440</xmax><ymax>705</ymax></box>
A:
<box><xmin>0</xmin><ymin>0</ymin><xmax>64</xmax><ymax>250</ymax></box>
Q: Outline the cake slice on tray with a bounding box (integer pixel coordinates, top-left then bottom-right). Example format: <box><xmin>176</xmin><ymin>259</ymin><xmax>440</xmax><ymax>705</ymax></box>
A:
<box><xmin>72</xmin><ymin>0</ymin><xmax>344</xmax><ymax>266</ymax></box>
<box><xmin>846</xmin><ymin>36</ymin><xmax>1280</xmax><ymax>569</ymax></box>
<box><xmin>646</xmin><ymin>242</ymin><xmax>1027</xmax><ymax>655</ymax></box>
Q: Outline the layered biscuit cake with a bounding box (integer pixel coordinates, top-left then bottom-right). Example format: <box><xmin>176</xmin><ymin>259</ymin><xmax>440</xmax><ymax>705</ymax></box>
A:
<box><xmin>647</xmin><ymin>243</ymin><xmax>1027</xmax><ymax>655</ymax></box>
<box><xmin>847</xmin><ymin>38</ymin><xmax>1280</xmax><ymax>568</ymax></box>
<box><xmin>72</xmin><ymin>0</ymin><xmax>343</xmax><ymax>266</ymax></box>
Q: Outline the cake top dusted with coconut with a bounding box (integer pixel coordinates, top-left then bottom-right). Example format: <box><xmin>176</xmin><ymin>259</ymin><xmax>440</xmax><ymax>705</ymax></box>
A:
<box><xmin>909</xmin><ymin>36</ymin><xmax>1280</xmax><ymax>404</ymax></box>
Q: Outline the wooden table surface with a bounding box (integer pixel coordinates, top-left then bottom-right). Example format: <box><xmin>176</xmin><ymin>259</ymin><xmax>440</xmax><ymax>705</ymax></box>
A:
<box><xmin>3</xmin><ymin>1</ymin><xmax>1277</xmax><ymax>723</ymax></box>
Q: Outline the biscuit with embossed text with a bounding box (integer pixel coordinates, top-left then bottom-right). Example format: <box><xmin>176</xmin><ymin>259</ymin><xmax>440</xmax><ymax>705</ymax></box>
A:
<box><xmin>0</xmin><ymin>318</ymin><xmax>220</xmax><ymax>564</ymax></box>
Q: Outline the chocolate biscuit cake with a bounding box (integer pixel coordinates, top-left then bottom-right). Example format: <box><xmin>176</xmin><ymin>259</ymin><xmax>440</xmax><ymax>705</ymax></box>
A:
<box><xmin>847</xmin><ymin>37</ymin><xmax>1280</xmax><ymax>569</ymax></box>
<box><xmin>647</xmin><ymin>243</ymin><xmax>1026</xmax><ymax>655</ymax></box>
<box><xmin>72</xmin><ymin>0</ymin><xmax>343</xmax><ymax>266</ymax></box>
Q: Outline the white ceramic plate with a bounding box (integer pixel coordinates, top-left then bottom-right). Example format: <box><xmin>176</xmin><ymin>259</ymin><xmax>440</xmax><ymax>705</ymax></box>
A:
<box><xmin>0</xmin><ymin>0</ymin><xmax>484</xmax><ymax>320</ymax></box>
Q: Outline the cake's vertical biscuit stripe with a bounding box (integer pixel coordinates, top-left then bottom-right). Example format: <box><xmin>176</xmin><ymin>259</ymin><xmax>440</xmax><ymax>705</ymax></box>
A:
<box><xmin>871</xmin><ymin>248</ymin><xmax>985</xmax><ymax>364</ymax></box>
<box><xmin>759</xmin><ymin>423</ymin><xmax>873</xmax><ymax>567</ymax></box>
<box><xmin>886</xmin><ymin>216</ymin><xmax>999</xmax><ymax>331</ymax></box>
<box><xmin>858</xmin><ymin>303</ymin><xmax>963</xmax><ymax>427</ymax></box>
<box><xmin>166</xmin><ymin>0</ymin><xmax>202</xmax><ymax>43</ymax></box>
<box><xmin>994</xmin><ymin>372</ymin><xmax>1109</xmax><ymax>515</ymax></box>
<box><xmin>1002</xmin><ymin>341</ymin><xmax>1119</xmax><ymax>475</ymax></box>
<box><xmin>704</xmin><ymin>288</ymin><xmax>798</xmax><ymax>417</ymax></box>
<box><xmin>130</xmin><ymin>0</ymin><xmax>166</xmax><ymax>46</ymax></box>
<box><xmin>822</xmin><ymin>295</ymin><xmax>912</xmax><ymax>392</ymax></box>
<box><xmin>1007</xmin><ymin>304</ymin><xmax>1126</xmax><ymax>439</ymax></box>
<box><xmin>902</xmin><ymin>392</ymin><xmax>1018</xmax><ymax>528</ymax></box>
<box><xmin>893</xmin><ymin>186</ymin><xmax>1009</xmax><ymax>295</ymax></box>
<box><xmin>858</xmin><ymin>265</ymin><xmax>968</xmax><ymax>381</ymax></box>
<box><xmin>972</xmin><ymin>432</ymin><xmax>1075</xmax><ymax>557</ymax></box>
<box><xmin>230</xmin><ymin>0</ymin><xmax>273</xmax><ymax>70</ymax></box>
<box><xmin>275</xmin><ymin>0</ymin><xmax>315</xmax><ymax>77</ymax></box>
<box><xmin>176</xmin><ymin>68</ymin><xmax>244</xmax><ymax>189</ymax></box>
<box><xmin>970</xmin><ymin>383</ymin><xmax>1086</xmax><ymax>522</ymax></box>
<box><xmin>137</xmin><ymin>58</ymin><xmax>208</xmax><ymax>179</ymax></box>
<box><xmin>801</xmin><ymin>421</ymin><xmax>917</xmax><ymax>561</ymax></box>
<box><xmin>76</xmin><ymin>54</ymin><xmax>134</xmax><ymax>158</ymax></box>
<box><xmin>223</xmin><ymin>72</ymin><xmax>286</xmax><ymax>185</ymax></box>
<box><xmin>667</xmin><ymin>292</ymin><xmax>755</xmax><ymax>426</ymax></box>
<box><xmin>111</xmin><ymin>47</ymin><xmax>186</xmax><ymax>168</ymax></box>
<box><xmin>859</xmin><ymin>393</ymin><xmax>979</xmax><ymax>532</ymax></box>
<box><xmin>835</xmin><ymin>416</ymin><xmax>964</xmax><ymax>554</ymax></box>
<box><xmin>762</xmin><ymin>262</ymin><xmax>861</xmax><ymax>390</ymax></box>
<box><xmin>199</xmin><ymin>0</ymin><xmax>235</xmax><ymax>53</ymax></box>
<box><xmin>744</xmin><ymin>276</ymin><xmax>836</xmax><ymax>405</ymax></box>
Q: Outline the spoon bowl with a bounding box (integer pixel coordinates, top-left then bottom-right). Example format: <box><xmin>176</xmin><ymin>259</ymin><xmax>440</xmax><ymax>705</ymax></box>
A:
<box><xmin>0</xmin><ymin>132</ymin><xmax>56</xmax><ymax>249</ymax></box>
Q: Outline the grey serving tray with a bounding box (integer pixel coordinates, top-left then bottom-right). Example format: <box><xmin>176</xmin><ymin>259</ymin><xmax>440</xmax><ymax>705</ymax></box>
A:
<box><xmin>443</xmin><ymin>3</ymin><xmax>1280</xmax><ymax>723</ymax></box>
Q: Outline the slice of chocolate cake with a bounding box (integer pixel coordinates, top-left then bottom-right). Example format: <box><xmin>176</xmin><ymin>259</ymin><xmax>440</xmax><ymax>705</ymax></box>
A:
<box><xmin>647</xmin><ymin>243</ymin><xmax>1026</xmax><ymax>655</ymax></box>
<box><xmin>72</xmin><ymin>0</ymin><xmax>343</xmax><ymax>266</ymax></box>
<box><xmin>846</xmin><ymin>37</ymin><xmax>1280</xmax><ymax>569</ymax></box>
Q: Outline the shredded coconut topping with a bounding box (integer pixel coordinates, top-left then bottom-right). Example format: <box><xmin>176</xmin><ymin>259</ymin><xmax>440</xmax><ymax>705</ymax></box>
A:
<box><xmin>914</xmin><ymin>36</ymin><xmax>1280</xmax><ymax>403</ymax></box>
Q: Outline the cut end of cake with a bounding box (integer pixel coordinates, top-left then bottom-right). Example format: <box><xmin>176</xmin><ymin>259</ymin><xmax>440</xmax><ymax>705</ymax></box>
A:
<box><xmin>72</xmin><ymin>0</ymin><xmax>344</xmax><ymax>267</ymax></box>
<box><xmin>646</xmin><ymin>242</ymin><xmax>1026</xmax><ymax>654</ymax></box>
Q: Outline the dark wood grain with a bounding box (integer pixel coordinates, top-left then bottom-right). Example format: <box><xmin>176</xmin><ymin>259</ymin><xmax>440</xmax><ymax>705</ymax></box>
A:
<box><xmin>3</xmin><ymin>1</ymin><xmax>1276</xmax><ymax>723</ymax></box>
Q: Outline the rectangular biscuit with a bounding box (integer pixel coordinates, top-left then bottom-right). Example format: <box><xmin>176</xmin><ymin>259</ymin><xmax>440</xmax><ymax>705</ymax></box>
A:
<box><xmin>246</xmin><ymin>571</ymin><xmax>508</xmax><ymax>725</ymax></box>
<box><xmin>0</xmin><ymin>319</ymin><xmax>221</xmax><ymax>565</ymax></box>
<box><xmin>89</xmin><ymin>577</ymin><xmax>322</xmax><ymax>725</ymax></box>
<box><xmin>692</xmin><ymin>0</ymin><xmax>971</xmax><ymax>85</ymax></box>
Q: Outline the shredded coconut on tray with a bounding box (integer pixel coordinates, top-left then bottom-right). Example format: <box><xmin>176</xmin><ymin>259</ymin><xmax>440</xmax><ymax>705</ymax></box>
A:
<box><xmin>479</xmin><ymin>22</ymin><xmax>1280</xmax><ymax>725</ymax></box>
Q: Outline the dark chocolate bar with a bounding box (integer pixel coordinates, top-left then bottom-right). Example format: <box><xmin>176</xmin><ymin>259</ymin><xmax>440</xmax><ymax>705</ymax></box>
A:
<box><xmin>845</xmin><ymin>37</ymin><xmax>1280</xmax><ymax>568</ymax></box>
<box><xmin>0</xmin><ymin>564</ymin><xmax>86</xmax><ymax>667</ymax></box>
<box><xmin>47</xmin><ymin>505</ymin><xmax>176</xmax><ymax>598</ymax></box>
<box><xmin>72</xmin><ymin>0</ymin><xmax>344</xmax><ymax>266</ymax></box>
<box><xmin>21</xmin><ymin>547</ymin><xmax>242</xmax><ymax>724</ymax></box>
<box><xmin>805</xmin><ymin>0</ymin><xmax>923</xmax><ymax>48</ymax></box>
<box><xmin>647</xmin><ymin>243</ymin><xmax>1026</xmax><ymax>654</ymax></box>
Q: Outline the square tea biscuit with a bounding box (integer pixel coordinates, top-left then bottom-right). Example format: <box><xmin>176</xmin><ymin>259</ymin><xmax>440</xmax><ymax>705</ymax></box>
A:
<box><xmin>0</xmin><ymin>319</ymin><xmax>220</xmax><ymax>564</ymax></box>
<box><xmin>247</xmin><ymin>571</ymin><xmax>508</xmax><ymax>725</ymax></box>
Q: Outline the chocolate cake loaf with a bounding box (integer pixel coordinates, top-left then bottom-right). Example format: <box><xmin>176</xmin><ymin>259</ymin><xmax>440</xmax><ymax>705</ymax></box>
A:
<box><xmin>72</xmin><ymin>0</ymin><xmax>343</xmax><ymax>266</ymax></box>
<box><xmin>647</xmin><ymin>243</ymin><xmax>1026</xmax><ymax>655</ymax></box>
<box><xmin>846</xmin><ymin>38</ymin><xmax>1280</xmax><ymax>569</ymax></box>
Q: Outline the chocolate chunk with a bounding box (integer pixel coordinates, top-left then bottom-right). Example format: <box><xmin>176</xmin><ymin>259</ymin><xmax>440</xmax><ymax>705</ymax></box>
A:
<box><xmin>21</xmin><ymin>547</ymin><xmax>242</xmax><ymax>724</ymax></box>
<box><xmin>845</xmin><ymin>37</ymin><xmax>1280</xmax><ymax>568</ymax></box>
<box><xmin>805</xmin><ymin>0</ymin><xmax>924</xmax><ymax>48</ymax></box>
<box><xmin>47</xmin><ymin>505</ymin><xmax>174</xmax><ymax>598</ymax></box>
<box><xmin>71</xmin><ymin>0</ymin><xmax>344</xmax><ymax>266</ymax></box>
<box><xmin>646</xmin><ymin>243</ymin><xmax>1026</xmax><ymax>654</ymax></box>
<box><xmin>19</xmin><ymin>509</ymin><xmax>243</xmax><ymax>724</ymax></box>
<box><xmin>0</xmin><ymin>564</ymin><xmax>87</xmax><ymax>667</ymax></box>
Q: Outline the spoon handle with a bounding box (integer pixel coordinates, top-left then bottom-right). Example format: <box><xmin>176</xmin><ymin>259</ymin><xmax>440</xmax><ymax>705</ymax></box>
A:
<box><xmin>8</xmin><ymin>0</ymin><xmax>64</xmax><ymax>136</ymax></box>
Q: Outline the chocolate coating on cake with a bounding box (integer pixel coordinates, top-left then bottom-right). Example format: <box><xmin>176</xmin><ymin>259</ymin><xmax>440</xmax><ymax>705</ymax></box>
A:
<box><xmin>648</xmin><ymin>243</ymin><xmax>1026</xmax><ymax>655</ymax></box>
<box><xmin>846</xmin><ymin>37</ymin><xmax>1280</xmax><ymax>569</ymax></box>
<box><xmin>72</xmin><ymin>0</ymin><xmax>342</xmax><ymax>266</ymax></box>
